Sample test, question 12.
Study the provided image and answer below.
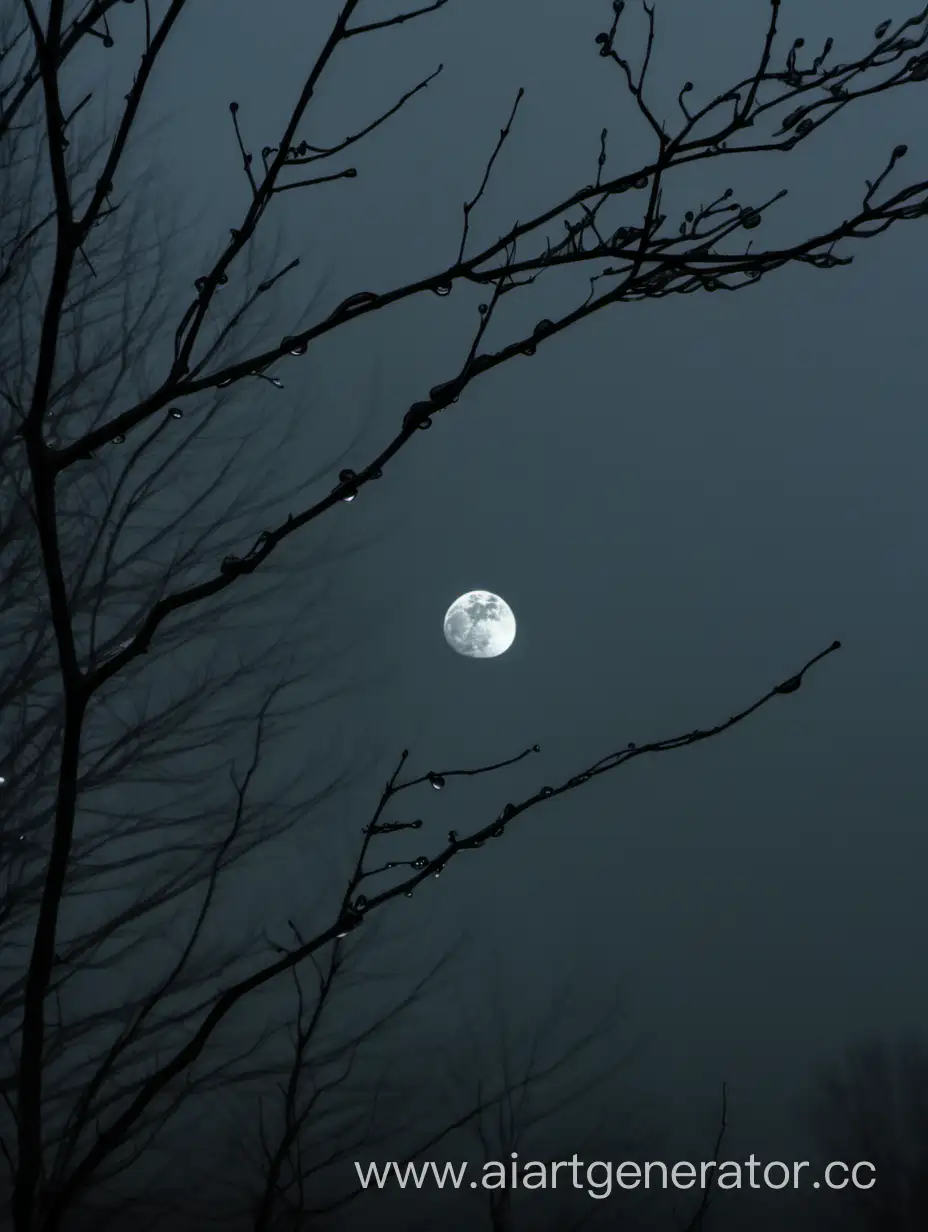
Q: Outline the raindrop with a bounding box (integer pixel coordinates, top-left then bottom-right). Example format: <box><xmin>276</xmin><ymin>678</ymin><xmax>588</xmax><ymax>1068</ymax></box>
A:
<box><xmin>341</xmin><ymin>491</ymin><xmax>356</xmax><ymax>503</ymax></box>
<box><xmin>490</xmin><ymin>825</ymin><xmax>504</xmax><ymax>838</ymax></box>
<box><xmin>355</xmin><ymin>895</ymin><xmax>368</xmax><ymax>912</ymax></box>
<box><xmin>540</xmin><ymin>786</ymin><xmax>554</xmax><ymax>798</ymax></box>
<box><xmin>740</xmin><ymin>207</ymin><xmax>761</xmax><ymax>230</ymax></box>
<box><xmin>169</xmin><ymin>408</ymin><xmax>183</xmax><ymax>419</ymax></box>
<box><xmin>433</xmin><ymin>280</ymin><xmax>452</xmax><ymax>296</ymax></box>
<box><xmin>533</xmin><ymin>319</ymin><xmax>555</xmax><ymax>339</ymax></box>
<box><xmin>0</xmin><ymin>775</ymin><xmax>5</xmax><ymax>786</ymax></box>
<box><xmin>335</xmin><ymin>908</ymin><xmax>363</xmax><ymax>938</ymax></box>
<box><xmin>269</xmin><ymin>377</ymin><xmax>284</xmax><ymax>389</ymax></box>
<box><xmin>418</xmin><ymin>416</ymin><xmax>433</xmax><ymax>430</ymax></box>
<box><xmin>339</xmin><ymin>468</ymin><xmax>357</xmax><ymax>482</ymax></box>
<box><xmin>195</xmin><ymin>277</ymin><xmax>206</xmax><ymax>291</ymax></box>
<box><xmin>532</xmin><ymin>744</ymin><xmax>541</xmax><ymax>753</ymax></box>
<box><xmin>288</xmin><ymin>339</ymin><xmax>308</xmax><ymax>356</ymax></box>
<box><xmin>102</xmin><ymin>34</ymin><xmax>114</xmax><ymax>47</ymax></box>
<box><xmin>684</xmin><ymin>210</ymin><xmax>694</xmax><ymax>222</ymax></box>
<box><xmin>521</xmin><ymin>342</ymin><xmax>536</xmax><ymax>357</ymax></box>
<box><xmin>428</xmin><ymin>772</ymin><xmax>445</xmax><ymax>790</ymax></box>
<box><xmin>217</xmin><ymin>273</ymin><xmax>228</xmax><ymax>287</ymax></box>
<box><xmin>478</xmin><ymin>303</ymin><xmax>489</xmax><ymax>315</ymax></box>
<box><xmin>627</xmin><ymin>742</ymin><xmax>636</xmax><ymax>750</ymax></box>
<box><xmin>412</xmin><ymin>856</ymin><xmax>429</xmax><ymax>869</ymax></box>
<box><xmin>331</xmin><ymin>291</ymin><xmax>378</xmax><ymax>317</ymax></box>
<box><xmin>433</xmin><ymin>865</ymin><xmax>444</xmax><ymax>878</ymax></box>
<box><xmin>404</xmin><ymin>890</ymin><xmax>414</xmax><ymax>898</ymax></box>
<box><xmin>113</xmin><ymin>434</ymin><xmax>125</xmax><ymax>444</ymax></box>
<box><xmin>429</xmin><ymin>380</ymin><xmax>460</xmax><ymax>405</ymax></box>
<box><xmin>370</xmin><ymin>467</ymin><xmax>383</xmax><ymax>479</ymax></box>
<box><xmin>218</xmin><ymin>377</ymin><xmax>234</xmax><ymax>388</ymax></box>
<box><xmin>404</xmin><ymin>402</ymin><xmax>432</xmax><ymax>432</ymax></box>
<box><xmin>634</xmin><ymin>175</ymin><xmax>648</xmax><ymax>189</ymax></box>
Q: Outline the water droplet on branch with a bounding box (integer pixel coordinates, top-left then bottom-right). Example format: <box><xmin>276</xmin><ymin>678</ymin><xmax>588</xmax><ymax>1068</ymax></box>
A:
<box><xmin>428</xmin><ymin>772</ymin><xmax>445</xmax><ymax>790</ymax></box>
<box><xmin>331</xmin><ymin>291</ymin><xmax>378</xmax><ymax>318</ymax></box>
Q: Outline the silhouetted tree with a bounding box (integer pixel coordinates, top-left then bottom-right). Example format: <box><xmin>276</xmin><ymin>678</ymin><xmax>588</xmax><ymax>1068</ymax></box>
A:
<box><xmin>7</xmin><ymin>0</ymin><xmax>928</xmax><ymax>1227</ymax></box>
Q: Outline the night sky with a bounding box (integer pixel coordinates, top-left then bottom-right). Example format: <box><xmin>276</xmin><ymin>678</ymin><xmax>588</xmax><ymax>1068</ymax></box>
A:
<box><xmin>7</xmin><ymin>0</ymin><xmax>928</xmax><ymax>1229</ymax></box>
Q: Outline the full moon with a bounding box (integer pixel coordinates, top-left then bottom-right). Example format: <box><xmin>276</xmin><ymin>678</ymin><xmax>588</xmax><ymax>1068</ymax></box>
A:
<box><xmin>443</xmin><ymin>590</ymin><xmax>516</xmax><ymax>659</ymax></box>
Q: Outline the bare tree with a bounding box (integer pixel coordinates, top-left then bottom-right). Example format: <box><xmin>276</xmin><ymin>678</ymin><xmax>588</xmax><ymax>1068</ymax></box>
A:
<box><xmin>0</xmin><ymin>0</ymin><xmax>374</xmax><ymax>1218</ymax></box>
<box><xmin>6</xmin><ymin>0</ymin><xmax>928</xmax><ymax>1227</ymax></box>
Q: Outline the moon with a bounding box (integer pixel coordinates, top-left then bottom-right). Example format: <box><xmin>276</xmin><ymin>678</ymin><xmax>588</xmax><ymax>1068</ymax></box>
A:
<box><xmin>443</xmin><ymin>590</ymin><xmax>516</xmax><ymax>659</ymax></box>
